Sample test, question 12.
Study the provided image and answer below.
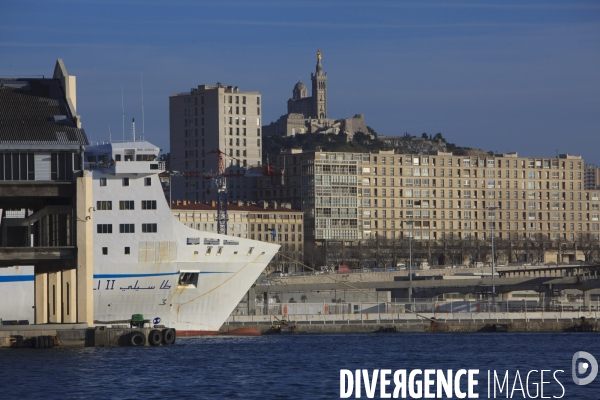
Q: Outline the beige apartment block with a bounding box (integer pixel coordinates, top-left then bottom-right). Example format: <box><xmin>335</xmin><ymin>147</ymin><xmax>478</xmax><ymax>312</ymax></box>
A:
<box><xmin>257</xmin><ymin>149</ymin><xmax>600</xmax><ymax>263</ymax></box>
<box><xmin>170</xmin><ymin>200</ymin><xmax>304</xmax><ymax>272</ymax></box>
<box><xmin>585</xmin><ymin>164</ymin><xmax>600</xmax><ymax>190</ymax></box>
<box><xmin>169</xmin><ymin>84</ymin><xmax>263</xmax><ymax>202</ymax></box>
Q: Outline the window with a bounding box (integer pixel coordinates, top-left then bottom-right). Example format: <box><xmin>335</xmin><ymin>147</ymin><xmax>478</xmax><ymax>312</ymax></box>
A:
<box><xmin>124</xmin><ymin>247</ymin><xmax>130</xmax><ymax>255</ymax></box>
<box><xmin>102</xmin><ymin>247</ymin><xmax>108</xmax><ymax>255</ymax></box>
<box><xmin>100</xmin><ymin>178</ymin><xmax>107</xmax><ymax>186</ymax></box>
<box><xmin>96</xmin><ymin>201</ymin><xmax>112</xmax><ymax>210</ymax></box>
<box><xmin>119</xmin><ymin>200</ymin><xmax>134</xmax><ymax>210</ymax></box>
<box><xmin>119</xmin><ymin>224</ymin><xmax>135</xmax><ymax>233</ymax></box>
<box><xmin>97</xmin><ymin>224</ymin><xmax>112</xmax><ymax>234</ymax></box>
<box><xmin>122</xmin><ymin>177</ymin><xmax>129</xmax><ymax>186</ymax></box>
<box><xmin>141</xmin><ymin>200</ymin><xmax>157</xmax><ymax>210</ymax></box>
<box><xmin>144</xmin><ymin>177</ymin><xmax>152</xmax><ymax>186</ymax></box>
<box><xmin>142</xmin><ymin>223</ymin><xmax>157</xmax><ymax>233</ymax></box>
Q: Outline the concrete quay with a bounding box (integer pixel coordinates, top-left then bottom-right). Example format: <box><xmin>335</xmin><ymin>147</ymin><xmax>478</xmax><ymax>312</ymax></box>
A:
<box><xmin>221</xmin><ymin>311</ymin><xmax>599</xmax><ymax>334</ymax></box>
<box><xmin>0</xmin><ymin>324</ymin><xmax>177</xmax><ymax>348</ymax></box>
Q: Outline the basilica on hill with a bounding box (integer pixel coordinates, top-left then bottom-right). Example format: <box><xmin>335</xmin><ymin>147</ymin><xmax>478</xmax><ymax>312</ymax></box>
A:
<box><xmin>262</xmin><ymin>50</ymin><xmax>368</xmax><ymax>139</ymax></box>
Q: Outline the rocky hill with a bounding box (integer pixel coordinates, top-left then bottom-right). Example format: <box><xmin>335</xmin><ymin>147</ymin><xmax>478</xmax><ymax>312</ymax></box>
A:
<box><xmin>263</xmin><ymin>130</ymin><xmax>491</xmax><ymax>163</ymax></box>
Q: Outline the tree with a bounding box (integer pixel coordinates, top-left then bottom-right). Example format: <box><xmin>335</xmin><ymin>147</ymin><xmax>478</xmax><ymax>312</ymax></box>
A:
<box><xmin>510</xmin><ymin>236</ymin><xmax>527</xmax><ymax>263</ymax></box>
<box><xmin>577</xmin><ymin>234</ymin><xmax>599</xmax><ymax>263</ymax></box>
<box><xmin>421</xmin><ymin>132</ymin><xmax>428</xmax><ymax>139</ymax></box>
<box><xmin>303</xmin><ymin>241</ymin><xmax>323</xmax><ymax>271</ymax></box>
<box><xmin>531</xmin><ymin>233</ymin><xmax>551</xmax><ymax>263</ymax></box>
<box><xmin>442</xmin><ymin>233</ymin><xmax>464</xmax><ymax>265</ymax></box>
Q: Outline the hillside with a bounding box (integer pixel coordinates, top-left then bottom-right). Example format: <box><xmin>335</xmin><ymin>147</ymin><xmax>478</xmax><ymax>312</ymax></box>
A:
<box><xmin>263</xmin><ymin>130</ymin><xmax>491</xmax><ymax>163</ymax></box>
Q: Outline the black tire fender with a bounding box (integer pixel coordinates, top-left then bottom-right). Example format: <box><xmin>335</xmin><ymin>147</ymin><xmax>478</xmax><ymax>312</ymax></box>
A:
<box><xmin>129</xmin><ymin>331</ymin><xmax>146</xmax><ymax>346</ymax></box>
<box><xmin>148</xmin><ymin>329</ymin><xmax>163</xmax><ymax>346</ymax></box>
<box><xmin>162</xmin><ymin>328</ymin><xmax>176</xmax><ymax>345</ymax></box>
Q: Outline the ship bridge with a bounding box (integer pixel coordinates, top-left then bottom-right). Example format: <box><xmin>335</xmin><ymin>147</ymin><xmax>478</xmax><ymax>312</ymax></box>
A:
<box><xmin>84</xmin><ymin>141</ymin><xmax>165</xmax><ymax>174</ymax></box>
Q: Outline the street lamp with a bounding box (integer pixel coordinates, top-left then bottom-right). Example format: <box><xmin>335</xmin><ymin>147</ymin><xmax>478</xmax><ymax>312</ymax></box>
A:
<box><xmin>487</xmin><ymin>205</ymin><xmax>499</xmax><ymax>308</ymax></box>
<box><xmin>406</xmin><ymin>219</ymin><xmax>414</xmax><ymax>302</ymax></box>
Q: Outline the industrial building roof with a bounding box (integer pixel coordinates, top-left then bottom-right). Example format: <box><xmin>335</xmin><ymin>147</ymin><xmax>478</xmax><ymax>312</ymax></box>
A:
<box><xmin>0</xmin><ymin>78</ymin><xmax>88</xmax><ymax>146</ymax></box>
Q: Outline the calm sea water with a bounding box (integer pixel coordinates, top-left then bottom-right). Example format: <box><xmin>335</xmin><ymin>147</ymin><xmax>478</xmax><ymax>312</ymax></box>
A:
<box><xmin>1</xmin><ymin>333</ymin><xmax>599</xmax><ymax>399</ymax></box>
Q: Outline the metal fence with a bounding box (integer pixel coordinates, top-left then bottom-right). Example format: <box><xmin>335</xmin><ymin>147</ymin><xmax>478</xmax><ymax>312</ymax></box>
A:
<box><xmin>232</xmin><ymin>300</ymin><xmax>600</xmax><ymax>317</ymax></box>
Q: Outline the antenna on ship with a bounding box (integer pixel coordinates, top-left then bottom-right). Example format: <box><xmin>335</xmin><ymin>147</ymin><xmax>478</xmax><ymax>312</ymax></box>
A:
<box><xmin>131</xmin><ymin>118</ymin><xmax>136</xmax><ymax>142</ymax></box>
<box><xmin>141</xmin><ymin>72</ymin><xmax>145</xmax><ymax>142</ymax></box>
<box><xmin>121</xmin><ymin>85</ymin><xmax>125</xmax><ymax>142</ymax></box>
<box><xmin>109</xmin><ymin>125</ymin><xmax>111</xmax><ymax>143</ymax></box>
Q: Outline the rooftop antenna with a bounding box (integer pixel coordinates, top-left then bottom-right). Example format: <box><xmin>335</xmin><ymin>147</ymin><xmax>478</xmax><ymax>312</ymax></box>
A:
<box><xmin>141</xmin><ymin>72</ymin><xmax>145</xmax><ymax>142</ymax></box>
<box><xmin>131</xmin><ymin>118</ymin><xmax>136</xmax><ymax>142</ymax></box>
<box><xmin>121</xmin><ymin>85</ymin><xmax>125</xmax><ymax>142</ymax></box>
<box><xmin>108</xmin><ymin>125</ymin><xmax>111</xmax><ymax>143</ymax></box>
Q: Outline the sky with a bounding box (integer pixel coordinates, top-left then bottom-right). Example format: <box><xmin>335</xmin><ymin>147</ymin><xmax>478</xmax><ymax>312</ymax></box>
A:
<box><xmin>2</xmin><ymin>0</ymin><xmax>599</xmax><ymax>163</ymax></box>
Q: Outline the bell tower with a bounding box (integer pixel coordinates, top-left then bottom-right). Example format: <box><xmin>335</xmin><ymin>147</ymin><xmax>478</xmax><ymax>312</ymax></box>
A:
<box><xmin>311</xmin><ymin>49</ymin><xmax>327</xmax><ymax>120</ymax></box>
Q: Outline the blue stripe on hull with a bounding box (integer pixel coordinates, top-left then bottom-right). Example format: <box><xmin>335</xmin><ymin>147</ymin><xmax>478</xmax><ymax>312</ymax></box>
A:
<box><xmin>93</xmin><ymin>271</ymin><xmax>231</xmax><ymax>279</ymax></box>
<box><xmin>0</xmin><ymin>276</ymin><xmax>34</xmax><ymax>282</ymax></box>
<box><xmin>0</xmin><ymin>271</ymin><xmax>232</xmax><ymax>282</ymax></box>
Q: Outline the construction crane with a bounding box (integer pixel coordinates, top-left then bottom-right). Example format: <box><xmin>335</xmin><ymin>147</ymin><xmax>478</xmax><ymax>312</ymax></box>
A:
<box><xmin>196</xmin><ymin>149</ymin><xmax>284</xmax><ymax>235</ymax></box>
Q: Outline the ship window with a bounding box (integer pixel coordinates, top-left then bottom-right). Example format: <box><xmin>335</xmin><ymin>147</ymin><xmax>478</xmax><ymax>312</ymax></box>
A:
<box><xmin>124</xmin><ymin>247</ymin><xmax>130</xmax><ymax>255</ymax></box>
<box><xmin>178</xmin><ymin>272</ymin><xmax>199</xmax><ymax>287</ymax></box>
<box><xmin>96</xmin><ymin>201</ymin><xmax>112</xmax><ymax>210</ymax></box>
<box><xmin>102</xmin><ymin>247</ymin><xmax>108</xmax><ymax>255</ymax></box>
<box><xmin>115</xmin><ymin>155</ymin><xmax>121</xmax><ymax>162</ymax></box>
<box><xmin>141</xmin><ymin>200</ymin><xmax>157</xmax><ymax>210</ymax></box>
<box><xmin>119</xmin><ymin>224</ymin><xmax>135</xmax><ymax>233</ymax></box>
<box><xmin>119</xmin><ymin>200</ymin><xmax>134</xmax><ymax>210</ymax></box>
<box><xmin>144</xmin><ymin>177</ymin><xmax>152</xmax><ymax>186</ymax></box>
<box><xmin>205</xmin><ymin>246</ymin><xmax>212</xmax><ymax>255</ymax></box>
<box><xmin>217</xmin><ymin>246</ymin><xmax>223</xmax><ymax>255</ymax></box>
<box><xmin>122</xmin><ymin>177</ymin><xmax>129</xmax><ymax>186</ymax></box>
<box><xmin>100</xmin><ymin>178</ymin><xmax>107</xmax><ymax>186</ymax></box>
<box><xmin>97</xmin><ymin>224</ymin><xmax>112</xmax><ymax>234</ymax></box>
<box><xmin>186</xmin><ymin>237</ymin><xmax>200</xmax><ymax>245</ymax></box>
<box><xmin>142</xmin><ymin>223</ymin><xmax>157</xmax><ymax>233</ymax></box>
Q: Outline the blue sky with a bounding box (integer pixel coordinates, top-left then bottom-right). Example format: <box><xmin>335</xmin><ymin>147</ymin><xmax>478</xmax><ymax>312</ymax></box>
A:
<box><xmin>2</xmin><ymin>1</ymin><xmax>599</xmax><ymax>163</ymax></box>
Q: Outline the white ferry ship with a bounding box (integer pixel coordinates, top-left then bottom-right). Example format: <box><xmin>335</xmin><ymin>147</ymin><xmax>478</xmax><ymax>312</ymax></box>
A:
<box><xmin>0</xmin><ymin>140</ymin><xmax>279</xmax><ymax>335</ymax></box>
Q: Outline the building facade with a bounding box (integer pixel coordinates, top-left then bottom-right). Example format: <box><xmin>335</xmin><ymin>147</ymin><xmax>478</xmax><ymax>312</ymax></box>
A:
<box><xmin>257</xmin><ymin>149</ymin><xmax>600</xmax><ymax>263</ymax></box>
<box><xmin>170</xmin><ymin>200</ymin><xmax>304</xmax><ymax>272</ymax></box>
<box><xmin>585</xmin><ymin>164</ymin><xmax>600</xmax><ymax>190</ymax></box>
<box><xmin>169</xmin><ymin>83</ymin><xmax>262</xmax><ymax>202</ymax></box>
<box><xmin>0</xmin><ymin>59</ymin><xmax>94</xmax><ymax>325</ymax></box>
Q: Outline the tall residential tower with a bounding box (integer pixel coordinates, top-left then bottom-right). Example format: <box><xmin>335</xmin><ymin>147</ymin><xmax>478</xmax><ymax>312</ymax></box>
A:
<box><xmin>169</xmin><ymin>84</ymin><xmax>262</xmax><ymax>202</ymax></box>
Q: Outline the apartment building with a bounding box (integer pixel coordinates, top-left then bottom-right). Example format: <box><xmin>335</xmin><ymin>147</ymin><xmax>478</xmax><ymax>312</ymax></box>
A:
<box><xmin>257</xmin><ymin>150</ymin><xmax>600</xmax><ymax>253</ymax></box>
<box><xmin>585</xmin><ymin>164</ymin><xmax>600</xmax><ymax>190</ymax></box>
<box><xmin>170</xmin><ymin>200</ymin><xmax>304</xmax><ymax>272</ymax></box>
<box><xmin>169</xmin><ymin>83</ymin><xmax>262</xmax><ymax>202</ymax></box>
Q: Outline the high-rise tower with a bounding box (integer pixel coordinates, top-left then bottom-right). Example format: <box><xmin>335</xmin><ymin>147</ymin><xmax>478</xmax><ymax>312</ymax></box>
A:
<box><xmin>311</xmin><ymin>49</ymin><xmax>327</xmax><ymax>120</ymax></box>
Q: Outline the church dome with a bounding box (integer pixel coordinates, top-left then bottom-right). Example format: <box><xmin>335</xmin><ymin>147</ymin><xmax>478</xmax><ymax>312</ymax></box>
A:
<box><xmin>292</xmin><ymin>81</ymin><xmax>308</xmax><ymax>100</ymax></box>
<box><xmin>294</xmin><ymin>81</ymin><xmax>307</xmax><ymax>92</ymax></box>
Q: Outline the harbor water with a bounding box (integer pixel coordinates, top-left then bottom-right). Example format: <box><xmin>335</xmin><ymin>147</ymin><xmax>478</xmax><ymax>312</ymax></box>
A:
<box><xmin>1</xmin><ymin>333</ymin><xmax>599</xmax><ymax>399</ymax></box>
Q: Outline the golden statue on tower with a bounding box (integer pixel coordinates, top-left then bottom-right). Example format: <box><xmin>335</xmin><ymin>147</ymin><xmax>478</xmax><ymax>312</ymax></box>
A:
<box><xmin>317</xmin><ymin>49</ymin><xmax>322</xmax><ymax>63</ymax></box>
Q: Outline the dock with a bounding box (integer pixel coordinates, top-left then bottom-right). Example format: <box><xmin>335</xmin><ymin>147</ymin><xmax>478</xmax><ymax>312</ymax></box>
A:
<box><xmin>0</xmin><ymin>324</ymin><xmax>177</xmax><ymax>348</ymax></box>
